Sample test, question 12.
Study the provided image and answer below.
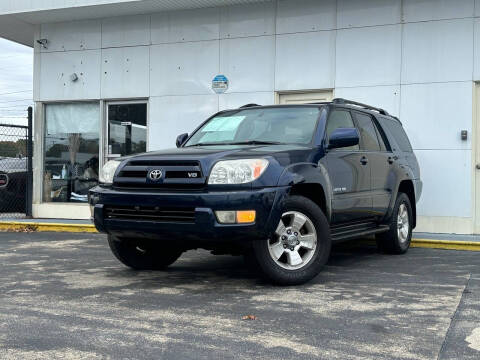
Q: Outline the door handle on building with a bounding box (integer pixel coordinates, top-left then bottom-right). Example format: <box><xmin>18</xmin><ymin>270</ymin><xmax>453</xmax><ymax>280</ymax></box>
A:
<box><xmin>360</xmin><ymin>156</ymin><xmax>368</xmax><ymax>165</ymax></box>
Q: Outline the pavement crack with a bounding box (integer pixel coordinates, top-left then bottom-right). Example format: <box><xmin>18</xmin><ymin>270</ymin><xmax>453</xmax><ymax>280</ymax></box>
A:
<box><xmin>436</xmin><ymin>273</ymin><xmax>472</xmax><ymax>360</ymax></box>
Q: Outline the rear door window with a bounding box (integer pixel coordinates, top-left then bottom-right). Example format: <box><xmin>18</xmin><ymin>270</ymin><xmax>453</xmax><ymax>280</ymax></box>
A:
<box><xmin>353</xmin><ymin>112</ymin><xmax>380</xmax><ymax>151</ymax></box>
<box><xmin>373</xmin><ymin>122</ymin><xmax>388</xmax><ymax>151</ymax></box>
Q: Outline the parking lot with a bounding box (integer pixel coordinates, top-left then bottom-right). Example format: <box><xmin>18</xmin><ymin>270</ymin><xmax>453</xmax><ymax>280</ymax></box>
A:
<box><xmin>0</xmin><ymin>232</ymin><xmax>478</xmax><ymax>360</ymax></box>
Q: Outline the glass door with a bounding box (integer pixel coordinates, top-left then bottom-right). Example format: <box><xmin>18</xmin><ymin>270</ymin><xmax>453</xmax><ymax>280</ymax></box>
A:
<box><xmin>105</xmin><ymin>102</ymin><xmax>147</xmax><ymax>162</ymax></box>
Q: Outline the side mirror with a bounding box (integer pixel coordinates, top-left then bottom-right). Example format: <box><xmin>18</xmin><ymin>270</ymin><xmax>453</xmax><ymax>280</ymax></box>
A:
<box><xmin>176</xmin><ymin>133</ymin><xmax>189</xmax><ymax>148</ymax></box>
<box><xmin>328</xmin><ymin>128</ymin><xmax>359</xmax><ymax>149</ymax></box>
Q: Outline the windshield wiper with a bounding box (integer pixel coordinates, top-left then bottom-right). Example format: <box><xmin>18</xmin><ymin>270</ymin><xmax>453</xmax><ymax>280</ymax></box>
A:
<box><xmin>224</xmin><ymin>140</ymin><xmax>283</xmax><ymax>145</ymax></box>
<box><xmin>186</xmin><ymin>140</ymin><xmax>283</xmax><ymax>147</ymax></box>
<box><xmin>185</xmin><ymin>142</ymin><xmax>222</xmax><ymax>147</ymax></box>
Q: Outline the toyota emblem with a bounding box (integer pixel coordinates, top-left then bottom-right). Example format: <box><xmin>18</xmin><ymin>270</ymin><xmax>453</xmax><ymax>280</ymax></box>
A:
<box><xmin>148</xmin><ymin>169</ymin><xmax>163</xmax><ymax>181</ymax></box>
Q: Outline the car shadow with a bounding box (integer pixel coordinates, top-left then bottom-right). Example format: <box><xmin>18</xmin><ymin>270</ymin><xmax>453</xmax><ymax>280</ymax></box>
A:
<box><xmin>104</xmin><ymin>239</ymin><xmax>382</xmax><ymax>288</ymax></box>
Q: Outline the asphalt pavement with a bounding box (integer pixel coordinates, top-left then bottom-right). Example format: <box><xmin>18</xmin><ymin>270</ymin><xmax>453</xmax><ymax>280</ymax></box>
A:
<box><xmin>0</xmin><ymin>232</ymin><xmax>478</xmax><ymax>360</ymax></box>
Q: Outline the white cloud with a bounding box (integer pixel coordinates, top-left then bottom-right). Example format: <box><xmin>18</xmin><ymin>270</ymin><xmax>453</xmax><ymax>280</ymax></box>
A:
<box><xmin>0</xmin><ymin>37</ymin><xmax>33</xmax><ymax>125</ymax></box>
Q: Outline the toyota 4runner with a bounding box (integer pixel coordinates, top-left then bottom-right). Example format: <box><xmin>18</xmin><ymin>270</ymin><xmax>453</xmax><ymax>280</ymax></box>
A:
<box><xmin>90</xmin><ymin>98</ymin><xmax>422</xmax><ymax>285</ymax></box>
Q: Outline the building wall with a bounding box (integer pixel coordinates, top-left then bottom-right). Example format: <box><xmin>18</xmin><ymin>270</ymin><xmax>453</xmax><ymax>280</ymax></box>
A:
<box><xmin>32</xmin><ymin>0</ymin><xmax>480</xmax><ymax>233</ymax></box>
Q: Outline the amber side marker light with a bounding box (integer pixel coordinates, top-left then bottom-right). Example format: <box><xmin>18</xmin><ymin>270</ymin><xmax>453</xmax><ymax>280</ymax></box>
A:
<box><xmin>236</xmin><ymin>210</ymin><xmax>256</xmax><ymax>223</ymax></box>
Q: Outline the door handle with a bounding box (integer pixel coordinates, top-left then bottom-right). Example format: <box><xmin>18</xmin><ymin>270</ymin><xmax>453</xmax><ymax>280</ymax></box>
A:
<box><xmin>388</xmin><ymin>156</ymin><xmax>394</xmax><ymax>164</ymax></box>
<box><xmin>360</xmin><ymin>156</ymin><xmax>368</xmax><ymax>165</ymax></box>
<box><xmin>476</xmin><ymin>164</ymin><xmax>480</xmax><ymax>170</ymax></box>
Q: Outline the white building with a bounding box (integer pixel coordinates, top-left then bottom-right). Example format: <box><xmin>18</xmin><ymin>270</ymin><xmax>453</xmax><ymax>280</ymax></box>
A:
<box><xmin>0</xmin><ymin>0</ymin><xmax>477</xmax><ymax>235</ymax></box>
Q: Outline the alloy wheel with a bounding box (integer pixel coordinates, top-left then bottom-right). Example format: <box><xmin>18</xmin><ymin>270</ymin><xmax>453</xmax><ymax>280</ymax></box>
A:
<box><xmin>268</xmin><ymin>211</ymin><xmax>318</xmax><ymax>270</ymax></box>
<box><xmin>397</xmin><ymin>203</ymin><xmax>410</xmax><ymax>243</ymax></box>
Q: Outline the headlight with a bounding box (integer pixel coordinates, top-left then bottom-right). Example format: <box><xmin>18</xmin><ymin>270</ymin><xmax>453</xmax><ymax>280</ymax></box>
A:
<box><xmin>208</xmin><ymin>159</ymin><xmax>269</xmax><ymax>184</ymax></box>
<box><xmin>99</xmin><ymin>160</ymin><xmax>121</xmax><ymax>185</ymax></box>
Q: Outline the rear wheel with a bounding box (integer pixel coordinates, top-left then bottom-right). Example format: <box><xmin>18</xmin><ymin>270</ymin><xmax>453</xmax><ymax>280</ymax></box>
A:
<box><xmin>376</xmin><ymin>192</ymin><xmax>413</xmax><ymax>254</ymax></box>
<box><xmin>108</xmin><ymin>235</ymin><xmax>183</xmax><ymax>270</ymax></box>
<box><xmin>248</xmin><ymin>195</ymin><xmax>331</xmax><ymax>285</ymax></box>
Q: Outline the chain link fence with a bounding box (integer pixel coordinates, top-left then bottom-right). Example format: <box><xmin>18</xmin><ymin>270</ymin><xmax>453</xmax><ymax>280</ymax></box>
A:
<box><xmin>0</xmin><ymin>123</ymin><xmax>30</xmax><ymax>218</ymax></box>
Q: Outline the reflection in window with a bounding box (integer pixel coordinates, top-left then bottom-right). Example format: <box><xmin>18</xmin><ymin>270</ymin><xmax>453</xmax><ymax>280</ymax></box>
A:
<box><xmin>108</xmin><ymin>103</ymin><xmax>147</xmax><ymax>157</ymax></box>
<box><xmin>43</xmin><ymin>103</ymin><xmax>99</xmax><ymax>203</ymax></box>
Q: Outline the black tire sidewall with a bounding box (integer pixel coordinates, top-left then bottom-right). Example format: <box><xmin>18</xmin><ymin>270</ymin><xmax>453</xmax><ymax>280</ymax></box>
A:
<box><xmin>377</xmin><ymin>192</ymin><xmax>413</xmax><ymax>254</ymax></box>
<box><xmin>252</xmin><ymin>195</ymin><xmax>331</xmax><ymax>285</ymax></box>
<box><xmin>392</xmin><ymin>193</ymin><xmax>413</xmax><ymax>253</ymax></box>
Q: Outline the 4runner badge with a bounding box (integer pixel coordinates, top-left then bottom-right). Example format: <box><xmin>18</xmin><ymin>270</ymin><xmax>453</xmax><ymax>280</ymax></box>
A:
<box><xmin>148</xmin><ymin>169</ymin><xmax>163</xmax><ymax>181</ymax></box>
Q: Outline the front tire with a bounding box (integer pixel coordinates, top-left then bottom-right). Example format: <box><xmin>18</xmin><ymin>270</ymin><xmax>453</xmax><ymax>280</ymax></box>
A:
<box><xmin>376</xmin><ymin>192</ymin><xmax>413</xmax><ymax>254</ymax></box>
<box><xmin>108</xmin><ymin>235</ymin><xmax>183</xmax><ymax>270</ymax></box>
<box><xmin>249</xmin><ymin>195</ymin><xmax>331</xmax><ymax>285</ymax></box>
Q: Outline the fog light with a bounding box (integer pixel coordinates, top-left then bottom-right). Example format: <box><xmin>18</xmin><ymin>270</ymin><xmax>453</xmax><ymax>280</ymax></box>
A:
<box><xmin>215</xmin><ymin>211</ymin><xmax>236</xmax><ymax>224</ymax></box>
<box><xmin>236</xmin><ymin>210</ymin><xmax>256</xmax><ymax>224</ymax></box>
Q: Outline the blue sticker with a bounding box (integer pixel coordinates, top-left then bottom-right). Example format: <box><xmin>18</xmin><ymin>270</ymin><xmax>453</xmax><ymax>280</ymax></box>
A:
<box><xmin>212</xmin><ymin>74</ymin><xmax>229</xmax><ymax>94</ymax></box>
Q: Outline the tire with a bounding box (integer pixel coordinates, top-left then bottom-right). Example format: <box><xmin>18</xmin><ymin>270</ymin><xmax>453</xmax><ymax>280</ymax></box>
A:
<box><xmin>108</xmin><ymin>235</ymin><xmax>183</xmax><ymax>270</ymax></box>
<box><xmin>376</xmin><ymin>192</ymin><xmax>413</xmax><ymax>254</ymax></box>
<box><xmin>248</xmin><ymin>195</ymin><xmax>332</xmax><ymax>285</ymax></box>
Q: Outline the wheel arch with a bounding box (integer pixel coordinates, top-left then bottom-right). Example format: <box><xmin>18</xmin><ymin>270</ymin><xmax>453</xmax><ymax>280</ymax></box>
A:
<box><xmin>289</xmin><ymin>183</ymin><xmax>327</xmax><ymax>216</ymax></box>
<box><xmin>277</xmin><ymin>163</ymin><xmax>332</xmax><ymax>222</ymax></box>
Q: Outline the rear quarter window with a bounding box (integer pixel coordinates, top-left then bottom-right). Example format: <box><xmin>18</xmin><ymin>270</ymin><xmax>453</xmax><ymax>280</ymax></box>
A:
<box><xmin>380</xmin><ymin>118</ymin><xmax>413</xmax><ymax>152</ymax></box>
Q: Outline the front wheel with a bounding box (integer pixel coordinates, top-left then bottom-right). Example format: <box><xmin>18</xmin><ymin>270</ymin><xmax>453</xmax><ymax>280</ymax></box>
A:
<box><xmin>248</xmin><ymin>195</ymin><xmax>331</xmax><ymax>285</ymax></box>
<box><xmin>108</xmin><ymin>235</ymin><xmax>183</xmax><ymax>270</ymax></box>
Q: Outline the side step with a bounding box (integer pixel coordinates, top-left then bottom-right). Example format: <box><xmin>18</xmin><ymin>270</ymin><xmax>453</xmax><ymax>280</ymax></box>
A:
<box><xmin>331</xmin><ymin>221</ymin><xmax>390</xmax><ymax>242</ymax></box>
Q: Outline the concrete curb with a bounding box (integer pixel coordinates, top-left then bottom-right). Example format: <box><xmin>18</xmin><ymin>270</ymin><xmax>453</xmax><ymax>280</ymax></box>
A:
<box><xmin>1</xmin><ymin>222</ymin><xmax>479</xmax><ymax>251</ymax></box>
<box><xmin>411</xmin><ymin>238</ymin><xmax>480</xmax><ymax>251</ymax></box>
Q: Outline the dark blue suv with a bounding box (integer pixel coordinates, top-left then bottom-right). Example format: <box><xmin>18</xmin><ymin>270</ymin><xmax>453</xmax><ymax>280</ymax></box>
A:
<box><xmin>90</xmin><ymin>99</ymin><xmax>422</xmax><ymax>285</ymax></box>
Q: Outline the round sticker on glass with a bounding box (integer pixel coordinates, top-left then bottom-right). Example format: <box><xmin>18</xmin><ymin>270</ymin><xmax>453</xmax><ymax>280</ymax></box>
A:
<box><xmin>212</xmin><ymin>75</ymin><xmax>229</xmax><ymax>94</ymax></box>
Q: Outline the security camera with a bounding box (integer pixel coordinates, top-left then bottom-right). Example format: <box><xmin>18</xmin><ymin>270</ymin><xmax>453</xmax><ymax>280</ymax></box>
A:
<box><xmin>36</xmin><ymin>39</ymin><xmax>48</xmax><ymax>49</ymax></box>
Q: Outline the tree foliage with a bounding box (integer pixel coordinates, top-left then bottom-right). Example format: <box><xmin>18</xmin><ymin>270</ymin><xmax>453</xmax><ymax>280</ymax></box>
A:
<box><xmin>0</xmin><ymin>140</ymin><xmax>27</xmax><ymax>158</ymax></box>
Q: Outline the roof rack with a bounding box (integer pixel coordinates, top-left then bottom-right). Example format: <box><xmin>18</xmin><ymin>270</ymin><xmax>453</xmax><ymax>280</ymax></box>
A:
<box><xmin>332</xmin><ymin>98</ymin><xmax>390</xmax><ymax>116</ymax></box>
<box><xmin>239</xmin><ymin>103</ymin><xmax>260</xmax><ymax>108</ymax></box>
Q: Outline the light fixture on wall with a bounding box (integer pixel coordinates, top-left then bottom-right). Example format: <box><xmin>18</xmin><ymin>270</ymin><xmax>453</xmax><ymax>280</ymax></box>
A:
<box><xmin>36</xmin><ymin>38</ymin><xmax>48</xmax><ymax>49</ymax></box>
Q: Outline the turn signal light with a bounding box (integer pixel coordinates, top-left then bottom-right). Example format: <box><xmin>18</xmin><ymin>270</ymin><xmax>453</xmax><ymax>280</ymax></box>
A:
<box><xmin>236</xmin><ymin>210</ymin><xmax>256</xmax><ymax>224</ymax></box>
<box><xmin>215</xmin><ymin>210</ymin><xmax>256</xmax><ymax>224</ymax></box>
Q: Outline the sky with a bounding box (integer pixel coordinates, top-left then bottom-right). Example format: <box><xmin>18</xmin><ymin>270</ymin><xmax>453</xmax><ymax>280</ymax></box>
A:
<box><xmin>0</xmin><ymin>38</ymin><xmax>33</xmax><ymax>126</ymax></box>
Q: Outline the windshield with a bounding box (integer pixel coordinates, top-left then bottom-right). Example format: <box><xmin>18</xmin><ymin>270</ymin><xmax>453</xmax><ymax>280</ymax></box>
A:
<box><xmin>184</xmin><ymin>107</ymin><xmax>321</xmax><ymax>147</ymax></box>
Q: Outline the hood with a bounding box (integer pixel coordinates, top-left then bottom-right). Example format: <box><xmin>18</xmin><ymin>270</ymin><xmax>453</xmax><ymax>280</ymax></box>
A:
<box><xmin>127</xmin><ymin>144</ymin><xmax>314</xmax><ymax>167</ymax></box>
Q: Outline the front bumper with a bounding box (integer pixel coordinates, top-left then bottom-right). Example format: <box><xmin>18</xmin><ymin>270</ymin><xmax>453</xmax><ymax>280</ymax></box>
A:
<box><xmin>89</xmin><ymin>186</ymin><xmax>289</xmax><ymax>242</ymax></box>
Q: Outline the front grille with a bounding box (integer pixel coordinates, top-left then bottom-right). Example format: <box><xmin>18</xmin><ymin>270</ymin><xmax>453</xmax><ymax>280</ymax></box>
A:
<box><xmin>114</xmin><ymin>159</ymin><xmax>205</xmax><ymax>190</ymax></box>
<box><xmin>104</xmin><ymin>205</ymin><xmax>195</xmax><ymax>223</ymax></box>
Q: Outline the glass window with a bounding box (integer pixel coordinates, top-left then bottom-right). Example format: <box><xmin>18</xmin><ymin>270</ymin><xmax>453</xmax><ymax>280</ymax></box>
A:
<box><xmin>107</xmin><ymin>103</ymin><xmax>147</xmax><ymax>157</ymax></box>
<box><xmin>326</xmin><ymin>110</ymin><xmax>359</xmax><ymax>151</ymax></box>
<box><xmin>373</xmin><ymin>121</ymin><xmax>388</xmax><ymax>151</ymax></box>
<box><xmin>380</xmin><ymin>118</ymin><xmax>413</xmax><ymax>152</ymax></box>
<box><xmin>185</xmin><ymin>107</ymin><xmax>320</xmax><ymax>146</ymax></box>
<box><xmin>354</xmin><ymin>112</ymin><xmax>380</xmax><ymax>151</ymax></box>
<box><xmin>44</xmin><ymin>103</ymin><xmax>100</xmax><ymax>203</ymax></box>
